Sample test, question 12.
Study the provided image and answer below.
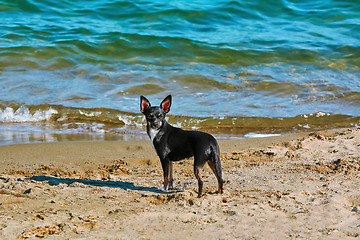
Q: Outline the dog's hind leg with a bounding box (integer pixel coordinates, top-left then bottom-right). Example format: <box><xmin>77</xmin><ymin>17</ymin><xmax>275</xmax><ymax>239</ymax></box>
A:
<box><xmin>194</xmin><ymin>165</ymin><xmax>203</xmax><ymax>198</ymax></box>
<box><xmin>207</xmin><ymin>159</ymin><xmax>223</xmax><ymax>194</ymax></box>
<box><xmin>207</xmin><ymin>145</ymin><xmax>223</xmax><ymax>194</ymax></box>
<box><xmin>194</xmin><ymin>151</ymin><xmax>208</xmax><ymax>197</ymax></box>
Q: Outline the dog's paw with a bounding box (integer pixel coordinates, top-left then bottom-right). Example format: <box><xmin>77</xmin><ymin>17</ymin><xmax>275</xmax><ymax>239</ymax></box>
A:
<box><xmin>157</xmin><ymin>187</ymin><xmax>170</xmax><ymax>193</ymax></box>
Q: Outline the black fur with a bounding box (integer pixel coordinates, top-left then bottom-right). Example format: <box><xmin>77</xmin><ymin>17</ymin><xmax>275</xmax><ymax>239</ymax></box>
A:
<box><xmin>140</xmin><ymin>95</ymin><xmax>223</xmax><ymax>197</ymax></box>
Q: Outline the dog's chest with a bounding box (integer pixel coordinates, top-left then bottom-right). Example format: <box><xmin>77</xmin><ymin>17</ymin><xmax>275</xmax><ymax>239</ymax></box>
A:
<box><xmin>148</xmin><ymin>128</ymin><xmax>160</xmax><ymax>149</ymax></box>
<box><xmin>148</xmin><ymin>128</ymin><xmax>171</xmax><ymax>158</ymax></box>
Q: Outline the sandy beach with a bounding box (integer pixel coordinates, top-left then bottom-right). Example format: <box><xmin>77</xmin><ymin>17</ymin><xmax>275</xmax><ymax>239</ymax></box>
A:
<box><xmin>0</xmin><ymin>127</ymin><xmax>359</xmax><ymax>239</ymax></box>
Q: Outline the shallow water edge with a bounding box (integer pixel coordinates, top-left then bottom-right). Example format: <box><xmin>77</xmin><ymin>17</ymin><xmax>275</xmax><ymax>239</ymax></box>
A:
<box><xmin>0</xmin><ymin>104</ymin><xmax>358</xmax><ymax>145</ymax></box>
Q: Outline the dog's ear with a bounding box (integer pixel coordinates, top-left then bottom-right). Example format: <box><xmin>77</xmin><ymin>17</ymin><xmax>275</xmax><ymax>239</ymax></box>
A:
<box><xmin>160</xmin><ymin>95</ymin><xmax>172</xmax><ymax>113</ymax></box>
<box><xmin>140</xmin><ymin>96</ymin><xmax>151</xmax><ymax>113</ymax></box>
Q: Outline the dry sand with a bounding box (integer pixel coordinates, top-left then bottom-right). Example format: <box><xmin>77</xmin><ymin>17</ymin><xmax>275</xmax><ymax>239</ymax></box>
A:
<box><xmin>0</xmin><ymin>127</ymin><xmax>359</xmax><ymax>239</ymax></box>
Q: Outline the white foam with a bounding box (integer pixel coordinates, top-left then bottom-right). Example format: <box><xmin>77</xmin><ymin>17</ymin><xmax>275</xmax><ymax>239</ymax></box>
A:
<box><xmin>117</xmin><ymin>114</ymin><xmax>144</xmax><ymax>127</ymax></box>
<box><xmin>61</xmin><ymin>122</ymin><xmax>105</xmax><ymax>133</ymax></box>
<box><xmin>298</xmin><ymin>124</ymin><xmax>311</xmax><ymax>129</ymax></box>
<box><xmin>171</xmin><ymin>118</ymin><xmax>205</xmax><ymax>129</ymax></box>
<box><xmin>78</xmin><ymin>110</ymin><xmax>101</xmax><ymax>117</ymax></box>
<box><xmin>243</xmin><ymin>133</ymin><xmax>281</xmax><ymax>138</ymax></box>
<box><xmin>303</xmin><ymin>112</ymin><xmax>331</xmax><ymax>119</ymax></box>
<box><xmin>0</xmin><ymin>106</ymin><xmax>58</xmax><ymax>123</ymax></box>
<box><xmin>316</xmin><ymin>112</ymin><xmax>330</xmax><ymax>117</ymax></box>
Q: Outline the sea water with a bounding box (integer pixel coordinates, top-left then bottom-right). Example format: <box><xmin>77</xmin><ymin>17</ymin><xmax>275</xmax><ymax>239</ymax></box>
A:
<box><xmin>0</xmin><ymin>0</ymin><xmax>359</xmax><ymax>144</ymax></box>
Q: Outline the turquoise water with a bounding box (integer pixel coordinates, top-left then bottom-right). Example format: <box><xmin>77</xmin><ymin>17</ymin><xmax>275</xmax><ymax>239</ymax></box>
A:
<box><xmin>0</xmin><ymin>0</ymin><xmax>359</xmax><ymax>144</ymax></box>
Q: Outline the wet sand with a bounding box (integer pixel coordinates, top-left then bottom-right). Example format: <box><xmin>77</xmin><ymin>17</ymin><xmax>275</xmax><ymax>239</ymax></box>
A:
<box><xmin>0</xmin><ymin>127</ymin><xmax>359</xmax><ymax>239</ymax></box>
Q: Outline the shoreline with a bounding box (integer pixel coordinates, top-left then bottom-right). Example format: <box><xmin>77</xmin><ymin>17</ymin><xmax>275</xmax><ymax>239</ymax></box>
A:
<box><xmin>0</xmin><ymin>106</ymin><xmax>359</xmax><ymax>146</ymax></box>
<box><xmin>0</xmin><ymin>127</ymin><xmax>359</xmax><ymax>239</ymax></box>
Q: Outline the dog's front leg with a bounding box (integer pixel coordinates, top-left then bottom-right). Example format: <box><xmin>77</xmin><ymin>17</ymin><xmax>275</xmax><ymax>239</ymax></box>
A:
<box><xmin>169</xmin><ymin>161</ymin><xmax>174</xmax><ymax>189</ymax></box>
<box><xmin>160</xmin><ymin>158</ymin><xmax>171</xmax><ymax>191</ymax></box>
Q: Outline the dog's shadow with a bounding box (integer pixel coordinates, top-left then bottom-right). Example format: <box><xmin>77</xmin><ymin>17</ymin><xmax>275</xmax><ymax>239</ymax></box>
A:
<box><xmin>29</xmin><ymin>175</ymin><xmax>169</xmax><ymax>194</ymax></box>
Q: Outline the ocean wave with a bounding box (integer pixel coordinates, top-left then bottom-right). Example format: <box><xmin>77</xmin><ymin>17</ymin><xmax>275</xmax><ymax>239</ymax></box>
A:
<box><xmin>0</xmin><ymin>104</ymin><xmax>358</xmax><ymax>133</ymax></box>
<box><xmin>0</xmin><ymin>106</ymin><xmax>58</xmax><ymax>123</ymax></box>
<box><xmin>0</xmin><ymin>104</ymin><xmax>359</xmax><ymax>145</ymax></box>
<box><xmin>2</xmin><ymin>34</ymin><xmax>359</xmax><ymax>70</ymax></box>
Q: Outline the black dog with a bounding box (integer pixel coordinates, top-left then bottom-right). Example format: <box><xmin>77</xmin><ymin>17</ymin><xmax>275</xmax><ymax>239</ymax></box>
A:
<box><xmin>140</xmin><ymin>95</ymin><xmax>223</xmax><ymax>197</ymax></box>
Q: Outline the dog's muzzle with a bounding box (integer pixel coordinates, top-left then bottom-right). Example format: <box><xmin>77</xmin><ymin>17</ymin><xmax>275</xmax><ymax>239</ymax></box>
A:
<box><xmin>149</xmin><ymin>121</ymin><xmax>162</xmax><ymax>129</ymax></box>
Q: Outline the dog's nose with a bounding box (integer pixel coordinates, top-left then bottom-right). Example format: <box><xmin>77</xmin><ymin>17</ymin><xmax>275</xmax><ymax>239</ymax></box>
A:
<box><xmin>152</xmin><ymin>120</ymin><xmax>162</xmax><ymax>128</ymax></box>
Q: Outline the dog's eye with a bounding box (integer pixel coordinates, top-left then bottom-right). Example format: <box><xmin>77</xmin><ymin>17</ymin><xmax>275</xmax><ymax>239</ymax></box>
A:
<box><xmin>149</xmin><ymin>113</ymin><xmax>154</xmax><ymax>117</ymax></box>
<box><xmin>157</xmin><ymin>113</ymin><xmax>161</xmax><ymax>118</ymax></box>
